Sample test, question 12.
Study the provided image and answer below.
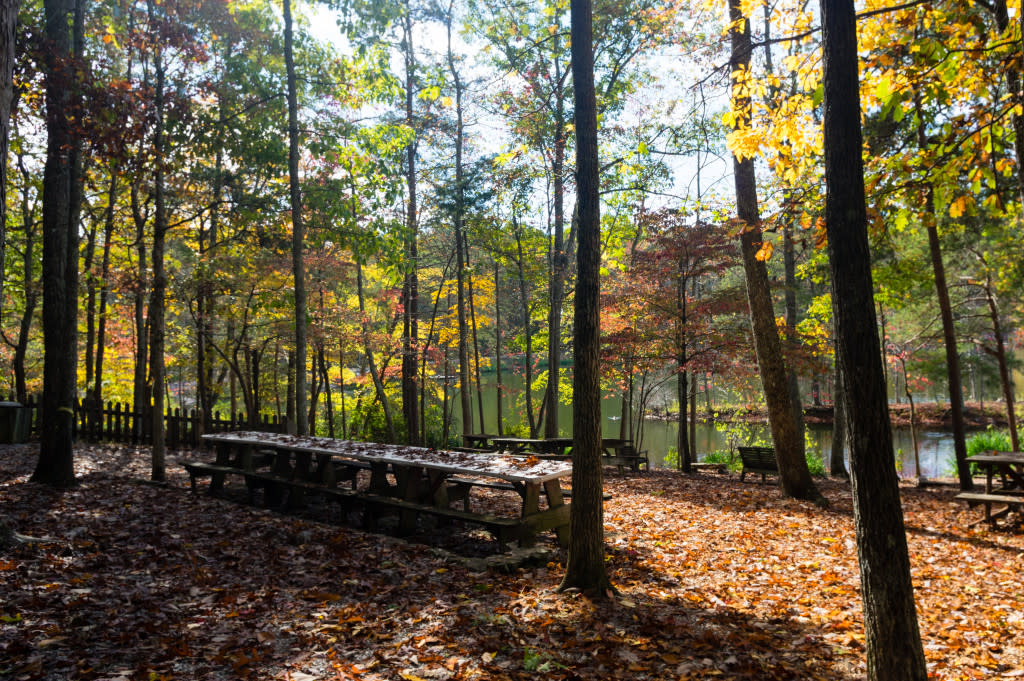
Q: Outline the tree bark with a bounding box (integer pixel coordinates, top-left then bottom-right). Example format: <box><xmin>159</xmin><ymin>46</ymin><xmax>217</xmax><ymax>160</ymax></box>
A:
<box><xmin>728</xmin><ymin>0</ymin><xmax>821</xmax><ymax>503</ymax></box>
<box><xmin>148</xmin><ymin>0</ymin><xmax>167</xmax><ymax>481</ymax></box>
<box><xmin>34</xmin><ymin>0</ymin><xmax>82</xmax><ymax>487</ymax></box>
<box><xmin>545</xmin><ymin>31</ymin><xmax>568</xmax><ymax>440</ymax></box>
<box><xmin>400</xmin><ymin>2</ymin><xmax>420</xmax><ymax>445</ymax></box>
<box><xmin>494</xmin><ymin>262</ymin><xmax>504</xmax><ymax>436</ymax></box>
<box><xmin>0</xmin><ymin>0</ymin><xmax>17</xmax><ymax>318</ymax></box>
<box><xmin>284</xmin><ymin>0</ymin><xmax>307</xmax><ymax>436</ymax></box>
<box><xmin>10</xmin><ymin>150</ymin><xmax>37</xmax><ymax>403</ymax></box>
<box><xmin>979</xmin><ymin>269</ymin><xmax>1018</xmax><ymax>450</ymax></box>
<box><xmin>93</xmin><ymin>166</ymin><xmax>117</xmax><ymax>403</ymax></box>
<box><xmin>909</xmin><ymin>91</ymin><xmax>970</xmax><ymax>489</ymax></box>
<box><xmin>820</xmin><ymin>0</ymin><xmax>927</xmax><ymax>677</ymax></box>
<box><xmin>559</xmin><ymin>0</ymin><xmax>611</xmax><ymax>597</ymax></box>
<box><xmin>357</xmin><ymin>258</ymin><xmax>395</xmax><ymax>442</ymax></box>
<box><xmin>830</xmin><ymin>362</ymin><xmax>849</xmax><ymax>478</ymax></box>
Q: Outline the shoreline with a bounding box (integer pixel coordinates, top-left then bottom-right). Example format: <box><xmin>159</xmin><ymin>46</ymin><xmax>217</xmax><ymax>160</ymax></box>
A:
<box><xmin>647</xmin><ymin>401</ymin><xmax>1012</xmax><ymax>431</ymax></box>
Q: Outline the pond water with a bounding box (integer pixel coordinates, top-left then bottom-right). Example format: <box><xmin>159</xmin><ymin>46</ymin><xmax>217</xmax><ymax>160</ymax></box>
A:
<box><xmin>451</xmin><ymin>376</ymin><xmax>958</xmax><ymax>480</ymax></box>
<box><xmin>633</xmin><ymin>418</ymin><xmax>956</xmax><ymax>479</ymax></box>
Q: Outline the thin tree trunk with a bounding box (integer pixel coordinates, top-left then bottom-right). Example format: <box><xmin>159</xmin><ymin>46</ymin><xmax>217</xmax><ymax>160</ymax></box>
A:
<box><xmin>820</xmin><ymin>0</ymin><xmax>927</xmax><ymax>676</ymax></box>
<box><xmin>728</xmin><ymin>0</ymin><xmax>820</xmax><ymax>502</ymax></box>
<box><xmin>148</xmin><ymin>0</ymin><xmax>167</xmax><ymax>480</ymax></box>
<box><xmin>339</xmin><ymin>343</ymin><xmax>347</xmax><ymax>439</ymax></box>
<box><xmin>515</xmin><ymin>225</ymin><xmax>537</xmax><ymax>435</ymax></box>
<box><xmin>12</xmin><ymin>150</ymin><xmax>38</xmax><ymax>403</ymax></box>
<box><xmin>357</xmin><ymin>258</ymin><xmax>395</xmax><ymax>442</ymax></box>
<box><xmin>284</xmin><ymin>0</ymin><xmax>307</xmax><ymax>436</ymax></box>
<box><xmin>830</xmin><ymin>362</ymin><xmax>849</xmax><ymax>478</ymax></box>
<box><xmin>93</xmin><ymin>166</ymin><xmax>117</xmax><ymax>403</ymax></box>
<box><xmin>545</xmin><ymin>31</ymin><xmax>568</xmax><ymax>440</ymax></box>
<box><xmin>83</xmin><ymin>218</ymin><xmax>97</xmax><ymax>390</ymax></box>
<box><xmin>494</xmin><ymin>262</ymin><xmax>504</xmax><ymax>436</ymax></box>
<box><xmin>559</xmin><ymin>0</ymin><xmax>611</xmax><ymax>597</ymax></box>
<box><xmin>131</xmin><ymin>179</ymin><xmax>148</xmax><ymax>438</ymax></box>
<box><xmin>0</xmin><ymin>0</ymin><xmax>18</xmax><ymax>318</ymax></box>
<box><xmin>911</xmin><ymin>91</ymin><xmax>970</xmax><ymax>489</ymax></box>
<box><xmin>466</xmin><ymin>247</ymin><xmax>486</xmax><ymax>433</ymax></box>
<box><xmin>320</xmin><ymin>347</ymin><xmax>334</xmax><ymax>438</ymax></box>
<box><xmin>401</xmin><ymin>1</ymin><xmax>420</xmax><ymax>444</ymax></box>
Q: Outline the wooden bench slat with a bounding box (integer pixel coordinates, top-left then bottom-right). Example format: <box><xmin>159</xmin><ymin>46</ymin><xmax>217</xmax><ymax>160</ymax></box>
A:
<box><xmin>955</xmin><ymin>492</ymin><xmax>1024</xmax><ymax>505</ymax></box>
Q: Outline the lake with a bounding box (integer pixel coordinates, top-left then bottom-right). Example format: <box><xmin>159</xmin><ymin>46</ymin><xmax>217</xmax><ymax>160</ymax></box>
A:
<box><xmin>450</xmin><ymin>375</ymin><xmax>958</xmax><ymax>479</ymax></box>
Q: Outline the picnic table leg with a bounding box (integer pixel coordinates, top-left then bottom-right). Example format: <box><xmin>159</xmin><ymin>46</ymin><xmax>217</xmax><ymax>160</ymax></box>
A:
<box><xmin>543</xmin><ymin>479</ymin><xmax>570</xmax><ymax>548</ymax></box>
<box><xmin>211</xmin><ymin>442</ymin><xmax>232</xmax><ymax>492</ymax></box>
<box><xmin>398</xmin><ymin>466</ymin><xmax>424</xmax><ymax>534</ymax></box>
<box><xmin>519</xmin><ymin>483</ymin><xmax>542</xmax><ymax>548</ymax></box>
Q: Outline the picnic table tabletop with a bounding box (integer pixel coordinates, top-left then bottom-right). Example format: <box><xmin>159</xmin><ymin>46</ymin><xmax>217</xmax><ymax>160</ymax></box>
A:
<box><xmin>203</xmin><ymin>431</ymin><xmax>573</xmax><ymax>484</ymax></box>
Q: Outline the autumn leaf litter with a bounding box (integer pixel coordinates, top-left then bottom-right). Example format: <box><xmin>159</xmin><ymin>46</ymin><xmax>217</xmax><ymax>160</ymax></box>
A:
<box><xmin>1</xmin><ymin>443</ymin><xmax>1022</xmax><ymax>680</ymax></box>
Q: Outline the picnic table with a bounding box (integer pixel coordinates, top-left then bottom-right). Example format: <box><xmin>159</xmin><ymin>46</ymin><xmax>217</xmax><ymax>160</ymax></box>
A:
<box><xmin>490</xmin><ymin>436</ymin><xmax>574</xmax><ymax>457</ymax></box>
<box><xmin>185</xmin><ymin>431</ymin><xmax>572</xmax><ymax>548</ymax></box>
<box><xmin>462</xmin><ymin>433</ymin><xmax>498</xmax><ymax>449</ymax></box>
<box><xmin>487</xmin><ymin>436</ymin><xmax>647</xmax><ymax>473</ymax></box>
<box><xmin>955</xmin><ymin>452</ymin><xmax>1024</xmax><ymax>526</ymax></box>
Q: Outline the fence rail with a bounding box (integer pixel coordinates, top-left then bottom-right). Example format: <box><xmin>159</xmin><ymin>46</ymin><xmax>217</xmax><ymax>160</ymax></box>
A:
<box><xmin>13</xmin><ymin>396</ymin><xmax>287</xmax><ymax>448</ymax></box>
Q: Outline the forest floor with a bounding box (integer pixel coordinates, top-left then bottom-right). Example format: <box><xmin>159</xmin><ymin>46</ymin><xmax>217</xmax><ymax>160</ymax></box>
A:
<box><xmin>1</xmin><ymin>442</ymin><xmax>1022</xmax><ymax>681</ymax></box>
<box><xmin>680</xmin><ymin>401</ymin><xmax>1012</xmax><ymax>430</ymax></box>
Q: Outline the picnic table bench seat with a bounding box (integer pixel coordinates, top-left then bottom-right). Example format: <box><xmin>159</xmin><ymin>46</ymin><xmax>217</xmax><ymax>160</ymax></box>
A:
<box><xmin>955</xmin><ymin>491</ymin><xmax>1024</xmax><ymax>526</ymax></box>
<box><xmin>738</xmin><ymin>446</ymin><xmax>778</xmax><ymax>483</ymax></box>
<box><xmin>181</xmin><ymin>461</ymin><xmax>237</xmax><ymax>493</ymax></box>
<box><xmin>445</xmin><ymin>477</ymin><xmax>610</xmax><ymax>510</ymax></box>
<box><xmin>360</xmin><ymin>492</ymin><xmax>524</xmax><ymax>548</ymax></box>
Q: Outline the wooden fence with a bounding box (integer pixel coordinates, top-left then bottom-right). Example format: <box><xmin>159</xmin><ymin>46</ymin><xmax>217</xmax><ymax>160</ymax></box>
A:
<box><xmin>13</xmin><ymin>396</ymin><xmax>287</xmax><ymax>449</ymax></box>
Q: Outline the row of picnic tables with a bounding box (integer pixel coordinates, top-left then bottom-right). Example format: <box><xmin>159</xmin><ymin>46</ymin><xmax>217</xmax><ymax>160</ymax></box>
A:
<box><xmin>956</xmin><ymin>451</ymin><xmax>1024</xmax><ymax>527</ymax></box>
<box><xmin>183</xmin><ymin>431</ymin><xmax>572</xmax><ymax>549</ymax></box>
<box><xmin>462</xmin><ymin>433</ymin><xmax>649</xmax><ymax>473</ymax></box>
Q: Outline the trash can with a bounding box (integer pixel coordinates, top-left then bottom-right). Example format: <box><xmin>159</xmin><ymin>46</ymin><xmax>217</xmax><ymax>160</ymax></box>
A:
<box><xmin>0</xmin><ymin>402</ymin><xmax>32</xmax><ymax>443</ymax></box>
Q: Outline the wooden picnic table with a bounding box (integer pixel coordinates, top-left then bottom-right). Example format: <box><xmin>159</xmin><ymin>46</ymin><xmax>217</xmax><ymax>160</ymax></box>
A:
<box><xmin>189</xmin><ymin>431</ymin><xmax>572</xmax><ymax>548</ymax></box>
<box><xmin>490</xmin><ymin>436</ymin><xmax>574</xmax><ymax>456</ymax></box>
<box><xmin>487</xmin><ymin>436</ymin><xmax>647</xmax><ymax>473</ymax></box>
<box><xmin>462</xmin><ymin>433</ymin><xmax>498</xmax><ymax>449</ymax></box>
<box><xmin>955</xmin><ymin>452</ymin><xmax>1024</xmax><ymax>526</ymax></box>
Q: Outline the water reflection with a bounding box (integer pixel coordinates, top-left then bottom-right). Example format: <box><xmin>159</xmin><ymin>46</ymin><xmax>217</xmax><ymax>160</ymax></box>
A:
<box><xmin>635</xmin><ymin>419</ymin><xmax>956</xmax><ymax>479</ymax></box>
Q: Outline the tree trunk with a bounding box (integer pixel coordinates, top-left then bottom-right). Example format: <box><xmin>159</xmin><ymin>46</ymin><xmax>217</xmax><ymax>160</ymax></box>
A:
<box><xmin>830</xmin><ymin>362</ymin><xmax>849</xmax><ymax>478</ymax></box>
<box><xmin>0</xmin><ymin>0</ymin><xmax>17</xmax><ymax>318</ymax></box>
<box><xmin>545</xmin><ymin>32</ymin><xmax>568</xmax><ymax>440</ymax></box>
<box><xmin>93</xmin><ymin>166</ymin><xmax>117</xmax><ymax>403</ymax></box>
<box><xmin>446</xmin><ymin>3</ymin><xmax>472</xmax><ymax>440</ymax></box>
<box><xmin>559</xmin><ymin>0</ymin><xmax>611</xmax><ymax>597</ymax></box>
<box><xmin>357</xmin><ymin>258</ymin><xmax>395</xmax><ymax>442</ymax></box>
<box><xmin>83</xmin><ymin>218</ymin><xmax>98</xmax><ymax>390</ymax></box>
<box><xmin>515</xmin><ymin>225</ymin><xmax>538</xmax><ymax>436</ymax></box>
<box><xmin>33</xmin><ymin>0</ymin><xmax>82</xmax><ymax>488</ymax></box>
<box><xmin>924</xmin><ymin>214</ymin><xmax>970</xmax><ymax>487</ymax></box>
<box><xmin>728</xmin><ymin>0</ymin><xmax>821</xmax><ymax>503</ymax></box>
<box><xmin>494</xmin><ymin>262</ymin><xmax>504</xmax><ymax>436</ymax></box>
<box><xmin>401</xmin><ymin>3</ymin><xmax>420</xmax><ymax>445</ymax></box>
<box><xmin>991</xmin><ymin>0</ymin><xmax>1024</xmax><ymax>205</ymax></box>
<box><xmin>131</xmin><ymin>179</ymin><xmax>149</xmax><ymax>439</ymax></box>
<box><xmin>284</xmin><ymin>0</ymin><xmax>307</xmax><ymax>437</ymax></box>
<box><xmin>981</xmin><ymin>273</ymin><xmax>1018</xmax><ymax>450</ymax></box>
<box><xmin>820</xmin><ymin>0</ymin><xmax>927</xmax><ymax>677</ymax></box>
<box><xmin>783</xmin><ymin>220</ymin><xmax>807</xmax><ymax>433</ymax></box>
<box><xmin>11</xmin><ymin>150</ymin><xmax>38</xmax><ymax>403</ymax></box>
<box><xmin>148</xmin><ymin>0</ymin><xmax>167</xmax><ymax>481</ymax></box>
<box><xmin>675</xmin><ymin>268</ymin><xmax>691</xmax><ymax>473</ymax></box>
<box><xmin>910</xmin><ymin>91</ymin><xmax>971</xmax><ymax>488</ymax></box>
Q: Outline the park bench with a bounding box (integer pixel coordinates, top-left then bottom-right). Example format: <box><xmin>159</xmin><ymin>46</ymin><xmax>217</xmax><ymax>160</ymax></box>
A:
<box><xmin>955</xmin><ymin>491</ymin><xmax>1024</xmax><ymax>526</ymax></box>
<box><xmin>738</xmin><ymin>446</ymin><xmax>778</xmax><ymax>483</ymax></box>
